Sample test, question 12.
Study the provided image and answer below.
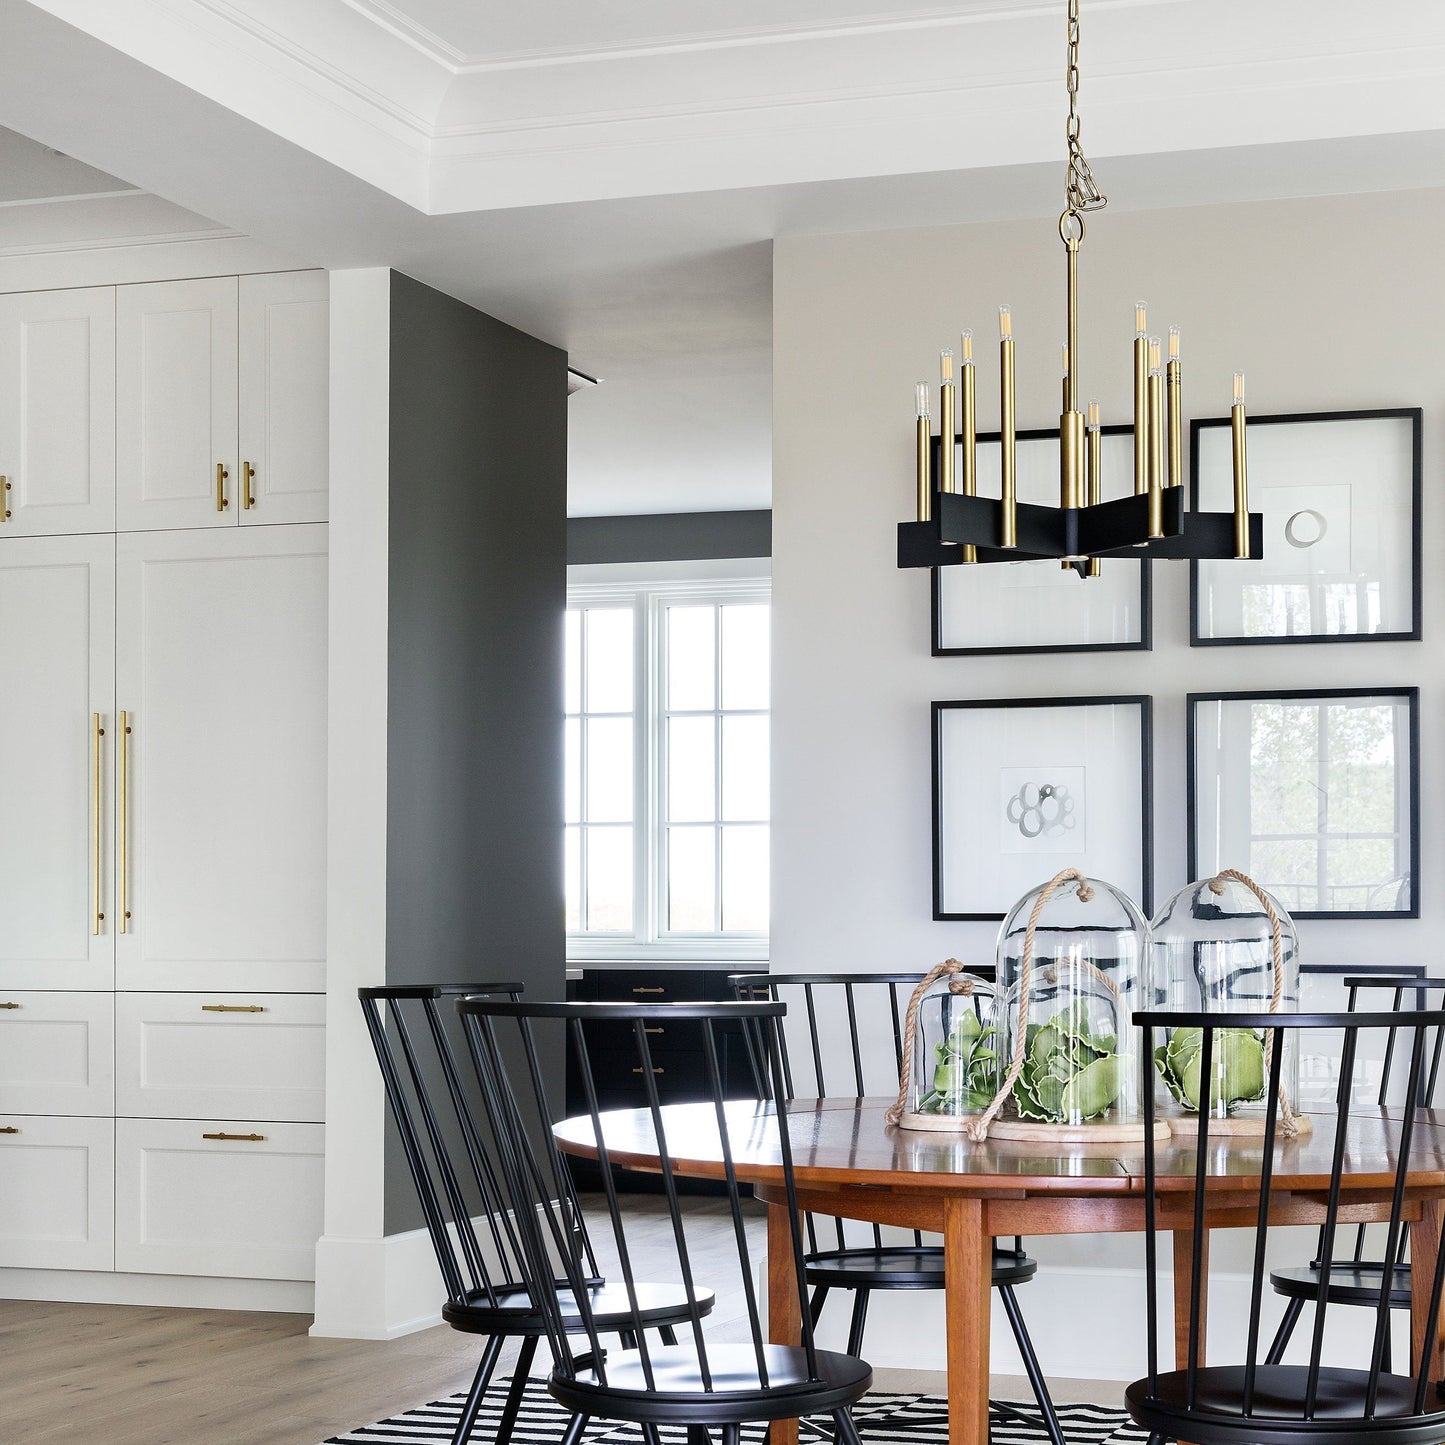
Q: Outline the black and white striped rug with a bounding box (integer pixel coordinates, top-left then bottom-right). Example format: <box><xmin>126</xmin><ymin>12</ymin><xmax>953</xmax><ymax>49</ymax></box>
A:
<box><xmin>323</xmin><ymin>1379</ymin><xmax>1144</xmax><ymax>1444</ymax></box>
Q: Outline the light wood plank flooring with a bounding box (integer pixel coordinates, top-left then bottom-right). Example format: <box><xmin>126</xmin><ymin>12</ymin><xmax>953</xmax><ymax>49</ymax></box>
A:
<box><xmin>0</xmin><ymin>1197</ymin><xmax>1122</xmax><ymax>1444</ymax></box>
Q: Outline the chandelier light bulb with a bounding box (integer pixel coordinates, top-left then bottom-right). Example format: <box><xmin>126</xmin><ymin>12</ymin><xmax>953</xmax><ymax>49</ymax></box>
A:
<box><xmin>916</xmin><ymin>382</ymin><xmax>930</xmax><ymax>419</ymax></box>
<box><xmin>1168</xmin><ymin>326</ymin><xmax>1181</xmax><ymax>363</ymax></box>
<box><xmin>998</xmin><ymin>306</ymin><xmax>1013</xmax><ymax>340</ymax></box>
<box><xmin>1148</xmin><ymin>337</ymin><xmax>1162</xmax><ymax>377</ymax></box>
<box><xmin>1061</xmin><ymin>343</ymin><xmax>1070</xmax><ymax>379</ymax></box>
<box><xmin>1234</xmin><ymin>372</ymin><xmax>1246</xmax><ymax>407</ymax></box>
<box><xmin>960</xmin><ymin>330</ymin><xmax>974</xmax><ymax>365</ymax></box>
<box><xmin>1135</xmin><ymin>301</ymin><xmax>1148</xmax><ymax>337</ymax></box>
<box><xmin>1088</xmin><ymin>401</ymin><xmax>1101</xmax><ymax>431</ymax></box>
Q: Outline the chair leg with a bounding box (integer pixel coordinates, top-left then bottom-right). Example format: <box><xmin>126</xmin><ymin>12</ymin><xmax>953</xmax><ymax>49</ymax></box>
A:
<box><xmin>831</xmin><ymin>1407</ymin><xmax>865</xmax><ymax>1445</ymax></box>
<box><xmin>660</xmin><ymin>1324</ymin><xmax>678</xmax><ymax>1346</ymax></box>
<box><xmin>1264</xmin><ymin>1296</ymin><xmax>1306</xmax><ymax>1366</ymax></box>
<box><xmin>845</xmin><ymin>1290</ymin><xmax>871</xmax><ymax>1358</ymax></box>
<box><xmin>997</xmin><ymin>1283</ymin><xmax>1066</xmax><ymax>1445</ymax></box>
<box><xmin>491</xmin><ymin>1336</ymin><xmax>539</xmax><ymax>1445</ymax></box>
<box><xmin>450</xmin><ymin>1333</ymin><xmax>506</xmax><ymax>1445</ymax></box>
<box><xmin>721</xmin><ymin>1426</ymin><xmax>741</xmax><ymax>1445</ymax></box>
<box><xmin>558</xmin><ymin>1414</ymin><xmax>591</xmax><ymax>1445</ymax></box>
<box><xmin>686</xmin><ymin>1426</ymin><xmax>712</xmax><ymax>1445</ymax></box>
<box><xmin>809</xmin><ymin>1285</ymin><xmax>831</xmax><ymax>1329</ymax></box>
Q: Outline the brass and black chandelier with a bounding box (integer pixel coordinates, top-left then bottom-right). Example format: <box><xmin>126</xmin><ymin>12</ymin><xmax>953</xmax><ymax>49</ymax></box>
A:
<box><xmin>898</xmin><ymin>0</ymin><xmax>1261</xmax><ymax>579</ymax></box>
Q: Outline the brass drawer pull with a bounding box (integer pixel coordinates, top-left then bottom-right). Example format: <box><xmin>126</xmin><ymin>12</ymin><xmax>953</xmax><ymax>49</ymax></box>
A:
<box><xmin>202</xmin><ymin>1131</ymin><xmax>265</xmax><ymax>1142</ymax></box>
<box><xmin>0</xmin><ymin>1001</ymin><xmax>19</xmax><ymax>1010</ymax></box>
<box><xmin>632</xmin><ymin>1067</ymin><xmax>664</xmax><ymax>1075</ymax></box>
<box><xmin>118</xmin><ymin>712</ymin><xmax>131</xmax><ymax>932</ymax></box>
<box><xmin>216</xmin><ymin>462</ymin><xmax>229</xmax><ymax>511</ymax></box>
<box><xmin>644</xmin><ymin>1027</ymin><xmax>663</xmax><ymax>1035</ymax></box>
<box><xmin>631</xmin><ymin>986</ymin><xmax>665</xmax><ymax>995</ymax></box>
<box><xmin>242</xmin><ymin>460</ymin><xmax>256</xmax><ymax>510</ymax></box>
<box><xmin>92</xmin><ymin>714</ymin><xmax>106</xmax><ymax>934</ymax></box>
<box><xmin>201</xmin><ymin>1004</ymin><xmax>266</xmax><ymax>1013</ymax></box>
<box><xmin>1</xmin><ymin>475</ymin><xmax>10</xmax><ymax>521</ymax></box>
<box><xmin>0</xmin><ymin>1125</ymin><xmax>18</xmax><ymax>1135</ymax></box>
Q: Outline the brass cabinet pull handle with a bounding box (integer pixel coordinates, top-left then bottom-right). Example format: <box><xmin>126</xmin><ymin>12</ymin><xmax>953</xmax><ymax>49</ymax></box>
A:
<box><xmin>631</xmin><ymin>1067</ymin><xmax>664</xmax><ymax>1075</ymax></box>
<box><xmin>201</xmin><ymin>1004</ymin><xmax>265</xmax><ymax>1013</ymax></box>
<box><xmin>0</xmin><ymin>1002</ymin><xmax>19</xmax><ymax>1010</ymax></box>
<box><xmin>1</xmin><ymin>475</ymin><xmax>9</xmax><ymax>521</ymax></box>
<box><xmin>92</xmin><ymin>714</ymin><xmax>106</xmax><ymax>934</ymax></box>
<box><xmin>644</xmin><ymin>1027</ymin><xmax>663</xmax><ymax>1035</ymax></box>
<box><xmin>215</xmin><ymin>462</ymin><xmax>229</xmax><ymax>512</ymax></box>
<box><xmin>202</xmin><ymin>1131</ymin><xmax>265</xmax><ymax>1142</ymax></box>
<box><xmin>632</xmin><ymin>986</ymin><xmax>664</xmax><ymax>995</ymax></box>
<box><xmin>0</xmin><ymin>1126</ymin><xmax>18</xmax><ymax>1135</ymax></box>
<box><xmin>241</xmin><ymin>460</ymin><xmax>256</xmax><ymax>510</ymax></box>
<box><xmin>118</xmin><ymin>712</ymin><xmax>131</xmax><ymax>933</ymax></box>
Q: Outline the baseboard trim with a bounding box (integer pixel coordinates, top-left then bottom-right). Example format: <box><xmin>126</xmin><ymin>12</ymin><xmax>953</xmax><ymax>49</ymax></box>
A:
<box><xmin>0</xmin><ymin>1267</ymin><xmax>313</xmax><ymax>1313</ymax></box>
<box><xmin>310</xmin><ymin>1227</ymin><xmax>444</xmax><ymax>1340</ymax></box>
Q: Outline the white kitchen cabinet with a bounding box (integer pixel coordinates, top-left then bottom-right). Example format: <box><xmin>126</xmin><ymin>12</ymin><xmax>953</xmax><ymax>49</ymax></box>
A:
<box><xmin>115</xmin><ymin>1118</ymin><xmax>323</xmax><ymax>1280</ymax></box>
<box><xmin>0</xmin><ymin>1114</ymin><xmax>115</xmax><ymax>1270</ymax></box>
<box><xmin>0</xmin><ymin>534</ymin><xmax>114</xmax><ymax>991</ymax></box>
<box><xmin>0</xmin><ymin>287</ymin><xmax>115</xmax><ymax>536</ymax></box>
<box><xmin>116</xmin><ymin>992</ymin><xmax>324</xmax><ymax>1122</ymax></box>
<box><xmin>0</xmin><ymin>992</ymin><xmax>114</xmax><ymax>1116</ymax></box>
<box><xmin>238</xmin><ymin>271</ymin><xmax>328</xmax><ymax>525</ymax></box>
<box><xmin>115</xmin><ymin>526</ymin><xmax>328</xmax><ymax>993</ymax></box>
<box><xmin>116</xmin><ymin>278</ymin><xmax>239</xmax><ymax>531</ymax></box>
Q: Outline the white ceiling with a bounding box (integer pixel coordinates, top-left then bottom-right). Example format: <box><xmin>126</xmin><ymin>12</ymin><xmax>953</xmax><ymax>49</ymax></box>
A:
<box><xmin>4</xmin><ymin>1</ymin><xmax>1445</xmax><ymax>514</ymax></box>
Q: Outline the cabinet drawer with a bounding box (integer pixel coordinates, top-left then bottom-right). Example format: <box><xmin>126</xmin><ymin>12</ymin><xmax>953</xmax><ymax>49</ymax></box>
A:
<box><xmin>0</xmin><ymin>1114</ymin><xmax>114</xmax><ymax>1270</ymax></box>
<box><xmin>0</xmin><ymin>992</ymin><xmax>114</xmax><ymax>1116</ymax></box>
<box><xmin>588</xmin><ymin>969</ymin><xmax>705</xmax><ymax>1002</ymax></box>
<box><xmin>116</xmin><ymin>992</ymin><xmax>324</xmax><ymax>1122</ymax></box>
<box><xmin>115</xmin><ymin>1118</ymin><xmax>322</xmax><ymax>1280</ymax></box>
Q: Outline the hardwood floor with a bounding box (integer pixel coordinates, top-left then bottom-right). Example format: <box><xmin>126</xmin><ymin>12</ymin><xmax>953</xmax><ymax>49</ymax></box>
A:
<box><xmin>0</xmin><ymin>1197</ymin><xmax>1122</xmax><ymax>1444</ymax></box>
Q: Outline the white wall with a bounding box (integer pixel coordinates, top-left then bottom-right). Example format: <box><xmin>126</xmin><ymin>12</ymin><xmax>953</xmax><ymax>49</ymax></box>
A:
<box><xmin>772</xmin><ymin>186</ymin><xmax>1445</xmax><ymax>1377</ymax></box>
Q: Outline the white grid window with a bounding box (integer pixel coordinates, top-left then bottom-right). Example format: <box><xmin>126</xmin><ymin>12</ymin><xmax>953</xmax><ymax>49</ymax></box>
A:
<box><xmin>566</xmin><ymin>577</ymin><xmax>770</xmax><ymax>959</ymax></box>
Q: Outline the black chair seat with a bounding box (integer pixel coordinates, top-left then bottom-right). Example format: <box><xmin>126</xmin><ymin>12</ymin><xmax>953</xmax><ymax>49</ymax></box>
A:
<box><xmin>444</xmin><ymin>1281</ymin><xmax>716</xmax><ymax>1336</ymax></box>
<box><xmin>1128</xmin><ymin>1364</ymin><xmax>1445</xmax><ymax>1445</ymax></box>
<box><xmin>550</xmin><ymin>1344</ymin><xmax>872</xmax><ymax>1425</ymax></box>
<box><xmin>1271</xmin><ymin>1262</ymin><xmax>1413</xmax><ymax>1308</ymax></box>
<box><xmin>804</xmin><ymin>1244</ymin><xmax>1037</xmax><ymax>1290</ymax></box>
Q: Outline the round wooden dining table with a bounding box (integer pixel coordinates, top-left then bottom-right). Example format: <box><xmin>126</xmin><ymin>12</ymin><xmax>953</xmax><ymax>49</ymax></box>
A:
<box><xmin>553</xmin><ymin>1096</ymin><xmax>1445</xmax><ymax>1445</ymax></box>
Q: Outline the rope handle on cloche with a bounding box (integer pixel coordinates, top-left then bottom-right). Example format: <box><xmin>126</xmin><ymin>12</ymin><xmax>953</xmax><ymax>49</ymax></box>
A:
<box><xmin>1207</xmin><ymin>868</ymin><xmax>1299</xmax><ymax>1136</ymax></box>
<box><xmin>884</xmin><ymin>958</ymin><xmax>986</xmax><ymax>1126</ymax></box>
<box><xmin>885</xmin><ymin>867</ymin><xmax>1094</xmax><ymax>1137</ymax></box>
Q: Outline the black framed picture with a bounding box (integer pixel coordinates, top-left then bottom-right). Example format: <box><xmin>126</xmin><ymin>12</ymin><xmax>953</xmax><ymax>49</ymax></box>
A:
<box><xmin>932</xmin><ymin>695</ymin><xmax>1153</xmax><ymax>921</ymax></box>
<box><xmin>1188</xmin><ymin>688</ymin><xmax>1419</xmax><ymax>920</ymax></box>
<box><xmin>931</xmin><ymin>426</ymin><xmax>1151</xmax><ymax>655</ymax></box>
<box><xmin>1190</xmin><ymin>409</ymin><xmax>1421</xmax><ymax>646</ymax></box>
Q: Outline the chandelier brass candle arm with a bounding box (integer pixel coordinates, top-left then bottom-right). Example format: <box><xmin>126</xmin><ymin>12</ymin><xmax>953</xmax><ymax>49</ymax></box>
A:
<box><xmin>939</xmin><ymin>350</ymin><xmax>956</xmax><ymax>496</ymax></box>
<box><xmin>915</xmin><ymin>382</ymin><xmax>931</xmax><ymax>523</ymax></box>
<box><xmin>1146</xmin><ymin>337</ymin><xmax>1165</xmax><ymax>538</ymax></box>
<box><xmin>999</xmin><ymin>307</ymin><xmax>1017</xmax><ymax>548</ymax></box>
<box><xmin>1166</xmin><ymin>326</ymin><xmax>1183</xmax><ymax>493</ymax></box>
<box><xmin>1133</xmin><ymin>303</ymin><xmax>1148</xmax><ymax>497</ymax></box>
<box><xmin>1085</xmin><ymin>400</ymin><xmax>1102</xmax><ymax>577</ymax></box>
<box><xmin>960</xmin><ymin>331</ymin><xmax>977</xmax><ymax>564</ymax></box>
<box><xmin>1232</xmin><ymin>372</ymin><xmax>1250</xmax><ymax>558</ymax></box>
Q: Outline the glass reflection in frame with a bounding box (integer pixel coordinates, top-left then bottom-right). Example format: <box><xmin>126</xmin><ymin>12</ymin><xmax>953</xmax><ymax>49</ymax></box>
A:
<box><xmin>1190</xmin><ymin>689</ymin><xmax>1418</xmax><ymax>919</ymax></box>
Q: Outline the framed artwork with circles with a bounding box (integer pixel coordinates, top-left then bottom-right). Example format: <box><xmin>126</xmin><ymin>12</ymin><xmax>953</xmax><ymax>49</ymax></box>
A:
<box><xmin>931</xmin><ymin>695</ymin><xmax>1153</xmax><ymax>921</ymax></box>
<box><xmin>1190</xmin><ymin>409</ymin><xmax>1421</xmax><ymax>646</ymax></box>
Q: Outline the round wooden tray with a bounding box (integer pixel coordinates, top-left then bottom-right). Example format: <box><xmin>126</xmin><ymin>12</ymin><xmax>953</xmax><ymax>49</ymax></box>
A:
<box><xmin>1165</xmin><ymin>1111</ymin><xmax>1313</xmax><ymax>1138</ymax></box>
<box><xmin>896</xmin><ymin>1112</ymin><xmax>1170</xmax><ymax>1142</ymax></box>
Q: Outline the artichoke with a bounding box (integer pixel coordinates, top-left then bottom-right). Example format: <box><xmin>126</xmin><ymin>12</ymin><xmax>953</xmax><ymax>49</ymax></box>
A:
<box><xmin>1154</xmin><ymin>1026</ymin><xmax>1267</xmax><ymax>1112</ymax></box>
<box><xmin>916</xmin><ymin>1009</ymin><xmax>999</xmax><ymax>1114</ymax></box>
<box><xmin>1011</xmin><ymin>1005</ymin><xmax>1123</xmax><ymax>1123</ymax></box>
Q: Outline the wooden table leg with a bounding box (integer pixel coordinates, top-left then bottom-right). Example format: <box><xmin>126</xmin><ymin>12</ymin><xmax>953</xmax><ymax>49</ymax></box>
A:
<box><xmin>767</xmin><ymin>1198</ymin><xmax>802</xmax><ymax>1445</ymax></box>
<box><xmin>1173</xmin><ymin>1227</ymin><xmax>1208</xmax><ymax>1372</ymax></box>
<box><xmin>1411</xmin><ymin>1197</ymin><xmax>1445</xmax><ymax>1380</ymax></box>
<box><xmin>944</xmin><ymin>1196</ymin><xmax>991</xmax><ymax>1445</ymax></box>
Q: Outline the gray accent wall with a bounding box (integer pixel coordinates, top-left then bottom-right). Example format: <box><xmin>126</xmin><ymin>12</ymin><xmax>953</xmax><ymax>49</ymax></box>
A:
<box><xmin>383</xmin><ymin>272</ymin><xmax>567</xmax><ymax>1232</ymax></box>
<box><xmin>567</xmin><ymin>508</ymin><xmax>771</xmax><ymax>563</ymax></box>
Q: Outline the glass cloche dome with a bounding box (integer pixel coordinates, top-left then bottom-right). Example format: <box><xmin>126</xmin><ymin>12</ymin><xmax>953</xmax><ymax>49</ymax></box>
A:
<box><xmin>1150</xmin><ymin>873</ymin><xmax>1299</xmax><ymax>1128</ymax></box>
<box><xmin>896</xmin><ymin>972</ymin><xmax>999</xmax><ymax>1131</ymax></box>
<box><xmin>993</xmin><ymin>872</ymin><xmax>1152</xmax><ymax>1139</ymax></box>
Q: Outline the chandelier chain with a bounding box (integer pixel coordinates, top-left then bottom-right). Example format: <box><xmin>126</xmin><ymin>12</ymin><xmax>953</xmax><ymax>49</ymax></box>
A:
<box><xmin>1065</xmin><ymin>0</ymin><xmax>1106</xmax><ymax>216</ymax></box>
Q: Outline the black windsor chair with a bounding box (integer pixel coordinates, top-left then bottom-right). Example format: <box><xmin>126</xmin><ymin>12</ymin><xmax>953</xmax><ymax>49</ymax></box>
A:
<box><xmin>729</xmin><ymin>971</ymin><xmax>1065</xmax><ymax>1445</ymax></box>
<box><xmin>1126</xmin><ymin>1008</ymin><xmax>1445</xmax><ymax>1445</ymax></box>
<box><xmin>458</xmin><ymin>996</ymin><xmax>874</xmax><ymax>1445</ymax></box>
<box><xmin>358</xmin><ymin>984</ymin><xmax>713</xmax><ymax>1445</ymax></box>
<box><xmin>1265</xmin><ymin>975</ymin><xmax>1445</xmax><ymax>1370</ymax></box>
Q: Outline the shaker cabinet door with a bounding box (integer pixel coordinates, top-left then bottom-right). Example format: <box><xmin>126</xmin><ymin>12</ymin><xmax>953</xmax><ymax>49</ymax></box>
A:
<box><xmin>0</xmin><ymin>286</ymin><xmax>115</xmax><ymax>536</ymax></box>
<box><xmin>114</xmin><ymin>527</ymin><xmax>328</xmax><ymax>992</ymax></box>
<box><xmin>116</xmin><ymin>278</ymin><xmax>238</xmax><ymax>531</ymax></box>
<box><xmin>238</xmin><ymin>271</ymin><xmax>328</xmax><ymax>525</ymax></box>
<box><xmin>0</xmin><ymin>535</ymin><xmax>115</xmax><ymax>990</ymax></box>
